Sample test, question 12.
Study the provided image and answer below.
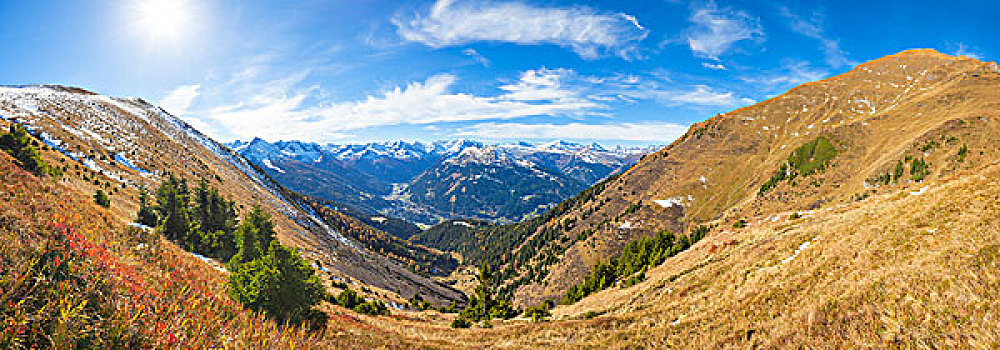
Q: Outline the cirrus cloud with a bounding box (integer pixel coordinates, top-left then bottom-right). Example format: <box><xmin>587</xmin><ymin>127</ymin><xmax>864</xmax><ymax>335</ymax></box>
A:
<box><xmin>685</xmin><ymin>3</ymin><xmax>764</xmax><ymax>59</ymax></box>
<box><xmin>159</xmin><ymin>84</ymin><xmax>201</xmax><ymax>116</ymax></box>
<box><xmin>455</xmin><ymin>122</ymin><xmax>689</xmax><ymax>143</ymax></box>
<box><xmin>393</xmin><ymin>0</ymin><xmax>649</xmax><ymax>60</ymax></box>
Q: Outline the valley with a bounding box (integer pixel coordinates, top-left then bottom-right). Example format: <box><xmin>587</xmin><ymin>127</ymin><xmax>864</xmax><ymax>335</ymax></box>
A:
<box><xmin>230</xmin><ymin>137</ymin><xmax>651</xmax><ymax>227</ymax></box>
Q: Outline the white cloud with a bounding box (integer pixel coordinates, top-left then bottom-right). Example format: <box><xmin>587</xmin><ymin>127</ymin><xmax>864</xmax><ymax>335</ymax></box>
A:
<box><xmin>685</xmin><ymin>3</ymin><xmax>763</xmax><ymax>59</ymax></box>
<box><xmin>159</xmin><ymin>84</ymin><xmax>200</xmax><ymax>116</ymax></box>
<box><xmin>183</xmin><ymin>62</ymin><xmax>753</xmax><ymax>143</ymax></box>
<box><xmin>394</xmin><ymin>0</ymin><xmax>648</xmax><ymax>59</ymax></box>
<box><xmin>949</xmin><ymin>42</ymin><xmax>983</xmax><ymax>60</ymax></box>
<box><xmin>462</xmin><ymin>48</ymin><xmax>490</xmax><ymax>66</ymax></box>
<box><xmin>658</xmin><ymin>85</ymin><xmax>755</xmax><ymax>107</ymax></box>
<box><xmin>702</xmin><ymin>62</ymin><xmax>727</xmax><ymax>70</ymax></box>
<box><xmin>779</xmin><ymin>8</ymin><xmax>855</xmax><ymax>68</ymax></box>
<box><xmin>741</xmin><ymin>60</ymin><xmax>829</xmax><ymax>90</ymax></box>
<box><xmin>201</xmin><ymin>69</ymin><xmax>605</xmax><ymax>142</ymax></box>
<box><xmin>455</xmin><ymin>122</ymin><xmax>689</xmax><ymax>142</ymax></box>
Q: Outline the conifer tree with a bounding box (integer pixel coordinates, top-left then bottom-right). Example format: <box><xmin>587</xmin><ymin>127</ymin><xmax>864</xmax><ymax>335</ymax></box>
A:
<box><xmin>229</xmin><ymin>205</ymin><xmax>276</xmax><ymax>268</ymax></box>
<box><xmin>155</xmin><ymin>175</ymin><xmax>191</xmax><ymax>244</ymax></box>
<box><xmin>136</xmin><ymin>190</ymin><xmax>158</xmax><ymax>227</ymax></box>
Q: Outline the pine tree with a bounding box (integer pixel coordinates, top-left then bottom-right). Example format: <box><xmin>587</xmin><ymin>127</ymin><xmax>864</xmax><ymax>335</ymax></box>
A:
<box><xmin>228</xmin><ymin>232</ymin><xmax>324</xmax><ymax>324</ymax></box>
<box><xmin>155</xmin><ymin>175</ymin><xmax>192</xmax><ymax>244</ymax></box>
<box><xmin>136</xmin><ymin>190</ymin><xmax>158</xmax><ymax>227</ymax></box>
<box><xmin>229</xmin><ymin>206</ymin><xmax>276</xmax><ymax>268</ymax></box>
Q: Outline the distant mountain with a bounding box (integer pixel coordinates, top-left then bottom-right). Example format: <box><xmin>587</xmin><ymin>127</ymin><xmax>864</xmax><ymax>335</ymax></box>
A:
<box><xmin>228</xmin><ymin>138</ymin><xmax>654</xmax><ymax>227</ymax></box>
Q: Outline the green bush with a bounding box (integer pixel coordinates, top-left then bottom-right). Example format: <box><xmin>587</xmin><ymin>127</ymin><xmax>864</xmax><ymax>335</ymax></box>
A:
<box><xmin>759</xmin><ymin>136</ymin><xmax>838</xmax><ymax>195</ymax></box>
<box><xmin>733</xmin><ymin>219</ymin><xmax>747</xmax><ymax>229</ymax></box>
<box><xmin>451</xmin><ymin>316</ymin><xmax>472</xmax><ymax>328</ymax></box>
<box><xmin>227</xmin><ymin>241</ymin><xmax>325</xmax><ymax>324</ymax></box>
<box><xmin>523</xmin><ymin>303</ymin><xmax>551</xmax><ymax>323</ymax></box>
<box><xmin>94</xmin><ymin>189</ymin><xmax>110</xmax><ymax>208</ymax></box>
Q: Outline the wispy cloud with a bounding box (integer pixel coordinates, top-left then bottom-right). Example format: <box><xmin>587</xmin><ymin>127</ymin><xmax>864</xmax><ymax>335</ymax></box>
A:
<box><xmin>455</xmin><ymin>122</ymin><xmax>689</xmax><ymax>142</ymax></box>
<box><xmin>177</xmin><ymin>57</ymin><xmax>754</xmax><ymax>144</ymax></box>
<box><xmin>685</xmin><ymin>2</ymin><xmax>763</xmax><ymax>59</ymax></box>
<box><xmin>159</xmin><ymin>84</ymin><xmax>201</xmax><ymax>116</ymax></box>
<box><xmin>659</xmin><ymin>85</ymin><xmax>755</xmax><ymax>107</ymax></box>
<box><xmin>462</xmin><ymin>48</ymin><xmax>490</xmax><ymax>67</ymax></box>
<box><xmin>199</xmin><ymin>69</ymin><xmax>605</xmax><ymax>142</ymax></box>
<box><xmin>740</xmin><ymin>60</ymin><xmax>830</xmax><ymax>95</ymax></box>
<box><xmin>702</xmin><ymin>62</ymin><xmax>727</xmax><ymax>70</ymax></box>
<box><xmin>779</xmin><ymin>7</ymin><xmax>855</xmax><ymax>68</ymax></box>
<box><xmin>393</xmin><ymin>0</ymin><xmax>649</xmax><ymax>59</ymax></box>
<box><xmin>948</xmin><ymin>42</ymin><xmax>984</xmax><ymax>60</ymax></box>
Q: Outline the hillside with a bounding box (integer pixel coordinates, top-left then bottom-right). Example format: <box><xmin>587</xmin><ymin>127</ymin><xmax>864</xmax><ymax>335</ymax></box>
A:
<box><xmin>351</xmin><ymin>157</ymin><xmax>1000</xmax><ymax>348</ymax></box>
<box><xmin>0</xmin><ymin>86</ymin><xmax>463</xmax><ymax>306</ymax></box>
<box><xmin>421</xmin><ymin>49</ymin><xmax>1000</xmax><ymax>307</ymax></box>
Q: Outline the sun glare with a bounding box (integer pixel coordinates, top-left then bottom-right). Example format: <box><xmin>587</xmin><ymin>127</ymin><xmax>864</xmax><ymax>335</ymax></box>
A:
<box><xmin>133</xmin><ymin>0</ymin><xmax>192</xmax><ymax>43</ymax></box>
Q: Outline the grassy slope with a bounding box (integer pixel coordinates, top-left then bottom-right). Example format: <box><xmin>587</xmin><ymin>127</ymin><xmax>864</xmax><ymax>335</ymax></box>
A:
<box><xmin>506</xmin><ymin>49</ymin><xmax>1000</xmax><ymax>307</ymax></box>
<box><xmin>345</xmin><ymin>157</ymin><xmax>1000</xmax><ymax>349</ymax></box>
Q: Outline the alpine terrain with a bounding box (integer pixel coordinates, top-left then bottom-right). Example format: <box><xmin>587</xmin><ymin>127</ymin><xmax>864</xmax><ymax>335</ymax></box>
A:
<box><xmin>229</xmin><ymin>138</ymin><xmax>650</xmax><ymax>227</ymax></box>
<box><xmin>5</xmin><ymin>45</ymin><xmax>1000</xmax><ymax>348</ymax></box>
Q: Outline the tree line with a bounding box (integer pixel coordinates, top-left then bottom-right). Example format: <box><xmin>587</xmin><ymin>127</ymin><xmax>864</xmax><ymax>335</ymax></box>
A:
<box><xmin>561</xmin><ymin>226</ymin><xmax>709</xmax><ymax>305</ymax></box>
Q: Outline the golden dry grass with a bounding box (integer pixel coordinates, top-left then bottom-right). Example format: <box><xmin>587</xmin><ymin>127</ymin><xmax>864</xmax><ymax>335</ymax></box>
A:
<box><xmin>336</xmin><ymin>161</ymin><xmax>1000</xmax><ymax>348</ymax></box>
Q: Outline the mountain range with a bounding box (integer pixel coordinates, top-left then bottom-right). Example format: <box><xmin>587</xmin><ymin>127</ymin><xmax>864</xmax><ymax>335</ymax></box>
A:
<box><xmin>227</xmin><ymin>137</ymin><xmax>653</xmax><ymax>228</ymax></box>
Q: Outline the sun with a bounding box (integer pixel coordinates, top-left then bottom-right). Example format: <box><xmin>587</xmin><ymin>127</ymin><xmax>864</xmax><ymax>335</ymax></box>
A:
<box><xmin>132</xmin><ymin>0</ymin><xmax>193</xmax><ymax>43</ymax></box>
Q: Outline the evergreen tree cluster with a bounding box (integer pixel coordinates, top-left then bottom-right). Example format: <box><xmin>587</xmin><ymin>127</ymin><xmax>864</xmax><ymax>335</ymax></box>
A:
<box><xmin>141</xmin><ymin>176</ymin><xmax>239</xmax><ymax>261</ymax></box>
<box><xmin>0</xmin><ymin>124</ymin><xmax>59</xmax><ymax>177</ymax></box>
<box><xmin>869</xmin><ymin>155</ymin><xmax>933</xmax><ymax>186</ymax></box>
<box><xmin>522</xmin><ymin>300</ymin><xmax>554</xmax><ymax>323</ymax></box>
<box><xmin>138</xmin><ymin>176</ymin><xmax>326</xmax><ymax>325</ymax></box>
<box><xmin>561</xmin><ymin>227</ymin><xmax>709</xmax><ymax>305</ymax></box>
<box><xmin>759</xmin><ymin>136</ymin><xmax>838</xmax><ymax>195</ymax></box>
<box><xmin>451</xmin><ymin>263</ymin><xmax>518</xmax><ymax>328</ymax></box>
<box><xmin>327</xmin><ymin>289</ymin><xmax>390</xmax><ymax>316</ymax></box>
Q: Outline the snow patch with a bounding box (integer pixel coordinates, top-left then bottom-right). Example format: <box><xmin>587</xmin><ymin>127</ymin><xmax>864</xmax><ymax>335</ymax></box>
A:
<box><xmin>261</xmin><ymin>159</ymin><xmax>285</xmax><ymax>173</ymax></box>
<box><xmin>653</xmin><ymin>196</ymin><xmax>691</xmax><ymax>208</ymax></box>
<box><xmin>910</xmin><ymin>186</ymin><xmax>928</xmax><ymax>195</ymax></box>
<box><xmin>779</xmin><ymin>241</ymin><xmax>812</xmax><ymax>265</ymax></box>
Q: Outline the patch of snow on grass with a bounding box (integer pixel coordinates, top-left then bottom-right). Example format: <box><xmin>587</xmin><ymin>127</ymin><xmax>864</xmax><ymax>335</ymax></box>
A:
<box><xmin>190</xmin><ymin>252</ymin><xmax>227</xmax><ymax>273</ymax></box>
<box><xmin>910</xmin><ymin>186</ymin><xmax>928</xmax><ymax>195</ymax></box>
<box><xmin>453</xmin><ymin>221</ymin><xmax>473</xmax><ymax>227</ymax></box>
<box><xmin>653</xmin><ymin>198</ymin><xmax>684</xmax><ymax>208</ymax></box>
<box><xmin>780</xmin><ymin>241</ymin><xmax>812</xmax><ymax>265</ymax></box>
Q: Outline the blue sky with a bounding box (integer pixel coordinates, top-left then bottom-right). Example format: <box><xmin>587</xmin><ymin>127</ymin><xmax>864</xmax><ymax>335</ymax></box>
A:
<box><xmin>0</xmin><ymin>0</ymin><xmax>996</xmax><ymax>146</ymax></box>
